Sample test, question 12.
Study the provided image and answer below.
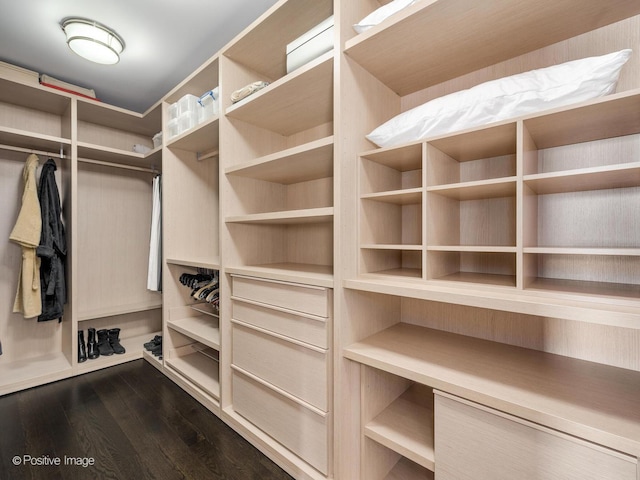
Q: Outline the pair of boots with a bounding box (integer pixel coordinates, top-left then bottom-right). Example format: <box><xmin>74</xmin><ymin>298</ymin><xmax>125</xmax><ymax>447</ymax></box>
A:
<box><xmin>78</xmin><ymin>328</ymin><xmax>126</xmax><ymax>363</ymax></box>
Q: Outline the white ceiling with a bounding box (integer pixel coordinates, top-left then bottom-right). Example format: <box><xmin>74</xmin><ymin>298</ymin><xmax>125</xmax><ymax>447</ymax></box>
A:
<box><xmin>0</xmin><ymin>0</ymin><xmax>279</xmax><ymax>113</ymax></box>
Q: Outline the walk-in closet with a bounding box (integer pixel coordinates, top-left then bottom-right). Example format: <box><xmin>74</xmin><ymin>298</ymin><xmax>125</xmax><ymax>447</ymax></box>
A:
<box><xmin>2</xmin><ymin>1</ymin><xmax>640</xmax><ymax>479</ymax></box>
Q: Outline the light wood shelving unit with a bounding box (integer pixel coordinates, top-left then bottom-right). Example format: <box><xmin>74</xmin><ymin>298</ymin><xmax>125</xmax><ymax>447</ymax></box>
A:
<box><xmin>160</xmin><ymin>52</ymin><xmax>222</xmax><ymax>414</ymax></box>
<box><xmin>337</xmin><ymin>1</ymin><xmax>640</xmax><ymax>479</ymax></box>
<box><xmin>0</xmin><ymin>73</ymin><xmax>163</xmax><ymax>396</ymax></box>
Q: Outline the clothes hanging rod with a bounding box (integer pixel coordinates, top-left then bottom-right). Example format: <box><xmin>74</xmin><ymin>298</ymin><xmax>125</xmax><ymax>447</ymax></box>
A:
<box><xmin>78</xmin><ymin>157</ymin><xmax>157</xmax><ymax>174</ymax></box>
<box><xmin>0</xmin><ymin>143</ymin><xmax>65</xmax><ymax>159</ymax></box>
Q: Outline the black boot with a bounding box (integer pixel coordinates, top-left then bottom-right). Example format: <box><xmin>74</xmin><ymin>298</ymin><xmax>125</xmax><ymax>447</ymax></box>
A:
<box><xmin>87</xmin><ymin>328</ymin><xmax>99</xmax><ymax>359</ymax></box>
<box><xmin>97</xmin><ymin>329</ymin><xmax>114</xmax><ymax>356</ymax></box>
<box><xmin>78</xmin><ymin>331</ymin><xmax>87</xmax><ymax>363</ymax></box>
<box><xmin>108</xmin><ymin>328</ymin><xmax>126</xmax><ymax>355</ymax></box>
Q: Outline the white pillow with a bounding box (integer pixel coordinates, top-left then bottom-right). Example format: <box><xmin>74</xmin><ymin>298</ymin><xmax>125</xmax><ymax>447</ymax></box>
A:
<box><xmin>366</xmin><ymin>49</ymin><xmax>632</xmax><ymax>148</ymax></box>
<box><xmin>353</xmin><ymin>0</ymin><xmax>417</xmax><ymax>34</ymax></box>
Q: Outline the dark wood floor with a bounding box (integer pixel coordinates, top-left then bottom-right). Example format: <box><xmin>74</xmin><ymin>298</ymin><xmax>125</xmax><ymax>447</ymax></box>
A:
<box><xmin>0</xmin><ymin>359</ymin><xmax>294</xmax><ymax>480</ymax></box>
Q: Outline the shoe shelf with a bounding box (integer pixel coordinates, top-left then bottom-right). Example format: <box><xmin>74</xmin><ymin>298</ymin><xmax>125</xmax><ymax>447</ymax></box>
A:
<box><xmin>167</xmin><ymin>315</ymin><xmax>220</xmax><ymax>351</ymax></box>
<box><xmin>75</xmin><ymin>330</ymin><xmax>162</xmax><ymax>375</ymax></box>
<box><xmin>343</xmin><ymin>0</ymin><xmax>640</xmax><ymax>95</ymax></box>
<box><xmin>0</xmin><ymin>352</ymin><xmax>72</xmax><ymax>397</ymax></box>
<box><xmin>143</xmin><ymin>349</ymin><xmax>164</xmax><ymax>371</ymax></box>
<box><xmin>165</xmin><ymin>344</ymin><xmax>220</xmax><ymax>400</ymax></box>
<box><xmin>225</xmin><ymin>136</ymin><xmax>333</xmax><ymax>184</ymax></box>
<box><xmin>225</xmin><ymin>52</ymin><xmax>333</xmax><ymax>137</ymax></box>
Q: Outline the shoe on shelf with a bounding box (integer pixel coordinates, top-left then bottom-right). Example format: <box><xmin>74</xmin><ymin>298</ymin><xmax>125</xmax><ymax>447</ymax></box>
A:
<box><xmin>87</xmin><ymin>327</ymin><xmax>99</xmax><ymax>359</ymax></box>
<box><xmin>78</xmin><ymin>331</ymin><xmax>87</xmax><ymax>363</ymax></box>
<box><xmin>144</xmin><ymin>335</ymin><xmax>162</xmax><ymax>351</ymax></box>
<box><xmin>108</xmin><ymin>328</ymin><xmax>126</xmax><ymax>355</ymax></box>
<box><xmin>97</xmin><ymin>329</ymin><xmax>114</xmax><ymax>356</ymax></box>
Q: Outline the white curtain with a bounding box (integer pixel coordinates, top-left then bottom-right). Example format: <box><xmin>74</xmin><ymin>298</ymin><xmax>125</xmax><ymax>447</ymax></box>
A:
<box><xmin>147</xmin><ymin>174</ymin><xmax>162</xmax><ymax>291</ymax></box>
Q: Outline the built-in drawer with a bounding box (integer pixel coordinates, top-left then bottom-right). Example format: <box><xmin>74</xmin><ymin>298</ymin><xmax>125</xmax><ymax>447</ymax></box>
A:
<box><xmin>232</xmin><ymin>297</ymin><xmax>329</xmax><ymax>349</ymax></box>
<box><xmin>231</xmin><ymin>275</ymin><xmax>329</xmax><ymax>317</ymax></box>
<box><xmin>232</xmin><ymin>321</ymin><xmax>329</xmax><ymax>411</ymax></box>
<box><xmin>232</xmin><ymin>367</ymin><xmax>329</xmax><ymax>475</ymax></box>
<box><xmin>434</xmin><ymin>392</ymin><xmax>637</xmax><ymax>480</ymax></box>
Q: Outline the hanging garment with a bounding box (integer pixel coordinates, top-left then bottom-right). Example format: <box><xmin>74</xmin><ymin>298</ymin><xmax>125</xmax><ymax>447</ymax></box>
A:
<box><xmin>37</xmin><ymin>158</ymin><xmax>67</xmax><ymax>322</ymax></box>
<box><xmin>147</xmin><ymin>174</ymin><xmax>162</xmax><ymax>291</ymax></box>
<box><xmin>9</xmin><ymin>154</ymin><xmax>42</xmax><ymax>319</ymax></box>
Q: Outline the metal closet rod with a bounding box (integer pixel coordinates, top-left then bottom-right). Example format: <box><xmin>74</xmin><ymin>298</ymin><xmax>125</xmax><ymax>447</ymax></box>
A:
<box><xmin>0</xmin><ymin>143</ymin><xmax>158</xmax><ymax>174</ymax></box>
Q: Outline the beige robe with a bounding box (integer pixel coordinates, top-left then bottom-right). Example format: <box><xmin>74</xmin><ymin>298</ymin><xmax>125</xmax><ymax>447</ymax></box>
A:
<box><xmin>10</xmin><ymin>154</ymin><xmax>42</xmax><ymax>318</ymax></box>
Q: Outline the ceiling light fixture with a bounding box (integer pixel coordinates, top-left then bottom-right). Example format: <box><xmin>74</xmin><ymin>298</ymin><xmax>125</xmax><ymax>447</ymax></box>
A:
<box><xmin>60</xmin><ymin>17</ymin><xmax>125</xmax><ymax>65</ymax></box>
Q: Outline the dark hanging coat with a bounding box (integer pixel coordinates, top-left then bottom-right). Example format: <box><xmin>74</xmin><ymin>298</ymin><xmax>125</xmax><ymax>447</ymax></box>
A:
<box><xmin>37</xmin><ymin>159</ymin><xmax>67</xmax><ymax>322</ymax></box>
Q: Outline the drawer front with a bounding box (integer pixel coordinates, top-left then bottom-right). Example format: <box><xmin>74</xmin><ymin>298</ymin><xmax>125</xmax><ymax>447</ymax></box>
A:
<box><xmin>232</xmin><ymin>297</ymin><xmax>329</xmax><ymax>349</ymax></box>
<box><xmin>232</xmin><ymin>322</ymin><xmax>328</xmax><ymax>411</ymax></box>
<box><xmin>232</xmin><ymin>275</ymin><xmax>329</xmax><ymax>317</ymax></box>
<box><xmin>435</xmin><ymin>393</ymin><xmax>637</xmax><ymax>480</ymax></box>
<box><xmin>232</xmin><ymin>369</ymin><xmax>329</xmax><ymax>475</ymax></box>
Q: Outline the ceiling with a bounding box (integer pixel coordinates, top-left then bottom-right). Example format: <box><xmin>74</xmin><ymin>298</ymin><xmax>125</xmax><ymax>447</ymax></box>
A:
<box><xmin>0</xmin><ymin>0</ymin><xmax>279</xmax><ymax>113</ymax></box>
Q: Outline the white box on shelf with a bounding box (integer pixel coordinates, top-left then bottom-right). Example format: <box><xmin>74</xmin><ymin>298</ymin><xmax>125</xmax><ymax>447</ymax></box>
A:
<box><xmin>152</xmin><ymin>132</ymin><xmax>162</xmax><ymax>148</ymax></box>
<box><xmin>177</xmin><ymin>94</ymin><xmax>199</xmax><ymax>116</ymax></box>
<box><xmin>167</xmin><ymin>118</ymin><xmax>180</xmax><ymax>139</ymax></box>
<box><xmin>286</xmin><ymin>16</ymin><xmax>334</xmax><ymax>73</ymax></box>
<box><xmin>197</xmin><ymin>88</ymin><xmax>219</xmax><ymax>124</ymax></box>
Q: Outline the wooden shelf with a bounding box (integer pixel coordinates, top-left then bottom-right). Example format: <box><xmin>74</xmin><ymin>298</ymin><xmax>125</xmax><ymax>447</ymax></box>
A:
<box><xmin>223</xmin><ymin>0</ymin><xmax>333</xmax><ymax>81</ymax></box>
<box><xmin>0</xmin><ymin>127</ymin><xmax>70</xmax><ymax>153</ymax></box>
<box><xmin>75</xmin><ymin>331</ymin><xmax>162</xmax><ymax>375</ymax></box>
<box><xmin>361</xmin><ymin>188</ymin><xmax>422</xmax><ymax>205</ymax></box>
<box><xmin>364</xmin><ymin>388</ymin><xmax>435</xmax><ymax>471</ymax></box>
<box><xmin>362</xmin><ymin>244</ymin><xmax>422</xmax><ymax>251</ymax></box>
<box><xmin>524</xmin><ymin>162</ymin><xmax>640</xmax><ymax>195</ymax></box>
<box><xmin>226</xmin><ymin>263</ymin><xmax>333</xmax><ymax>288</ymax></box>
<box><xmin>226</xmin><ymin>136</ymin><xmax>333</xmax><ymax>184</ymax></box>
<box><xmin>226</xmin><ymin>207</ymin><xmax>334</xmax><ymax>225</ymax></box>
<box><xmin>344</xmin><ymin>0</ymin><xmax>640</xmax><ymax>95</ymax></box>
<box><xmin>0</xmin><ymin>76</ymin><xmax>72</xmax><ymax>114</ymax></box>
<box><xmin>77</xmin><ymin>300</ymin><xmax>162</xmax><ymax>321</ymax></box>
<box><xmin>166</xmin><ymin>115</ymin><xmax>220</xmax><ymax>154</ymax></box>
<box><xmin>385</xmin><ymin>457</ymin><xmax>433</xmax><ymax>480</ymax></box>
<box><xmin>427</xmin><ymin>177</ymin><xmax>516</xmax><ymax>200</ymax></box>
<box><xmin>526</xmin><ymin>276</ymin><xmax>640</xmax><ymax>300</ymax></box>
<box><xmin>345</xmin><ymin>323</ymin><xmax>640</xmax><ymax>457</ymax></box>
<box><xmin>77</xmin><ymin>98</ymin><xmax>161</xmax><ymax>136</ymax></box>
<box><xmin>78</xmin><ymin>142</ymin><xmax>161</xmax><ymax>168</ymax></box>
<box><xmin>428</xmin><ymin>246</ymin><xmax>516</xmax><ymax>253</ymax></box>
<box><xmin>524</xmin><ymin>89</ymin><xmax>640</xmax><ymax>150</ymax></box>
<box><xmin>143</xmin><ymin>350</ymin><xmax>164</xmax><ymax>372</ymax></box>
<box><xmin>225</xmin><ymin>52</ymin><xmax>333</xmax><ymax>136</ymax></box>
<box><xmin>167</xmin><ymin>315</ymin><xmax>220</xmax><ymax>350</ymax></box>
<box><xmin>165</xmin><ymin>257</ymin><xmax>221</xmax><ymax>270</ymax></box>
<box><xmin>0</xmin><ymin>352</ymin><xmax>72</xmax><ymax>396</ymax></box>
<box><xmin>361</xmin><ymin>143</ymin><xmax>423</xmax><ymax>171</ymax></box>
<box><xmin>433</xmin><ymin>271</ymin><xmax>517</xmax><ymax>288</ymax></box>
<box><xmin>165</xmin><ymin>349</ymin><xmax>220</xmax><ymax>400</ymax></box>
<box><xmin>345</xmin><ymin>276</ymin><xmax>640</xmax><ymax>328</ymax></box>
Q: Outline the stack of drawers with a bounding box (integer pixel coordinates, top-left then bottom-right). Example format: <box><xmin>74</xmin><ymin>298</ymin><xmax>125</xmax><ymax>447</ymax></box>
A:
<box><xmin>230</xmin><ymin>275</ymin><xmax>332</xmax><ymax>475</ymax></box>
